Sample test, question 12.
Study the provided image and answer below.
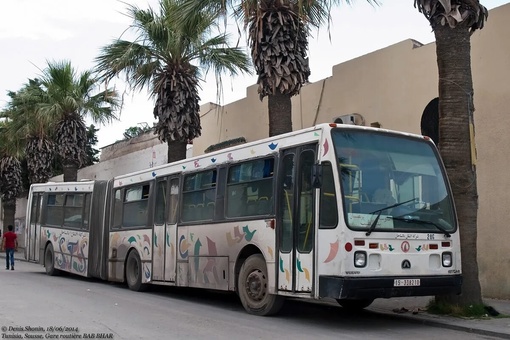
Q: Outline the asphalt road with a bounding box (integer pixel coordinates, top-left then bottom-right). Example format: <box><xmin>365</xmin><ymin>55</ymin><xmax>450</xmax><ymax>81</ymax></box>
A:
<box><xmin>0</xmin><ymin>260</ymin><xmax>499</xmax><ymax>340</ymax></box>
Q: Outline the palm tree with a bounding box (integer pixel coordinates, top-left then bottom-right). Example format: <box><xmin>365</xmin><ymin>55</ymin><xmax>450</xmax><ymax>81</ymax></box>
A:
<box><xmin>177</xmin><ymin>0</ymin><xmax>377</xmax><ymax>137</ymax></box>
<box><xmin>95</xmin><ymin>0</ymin><xmax>251</xmax><ymax>163</ymax></box>
<box><xmin>415</xmin><ymin>0</ymin><xmax>488</xmax><ymax>306</ymax></box>
<box><xmin>245</xmin><ymin>0</ymin><xmax>311</xmax><ymax>136</ymax></box>
<box><xmin>0</xmin><ymin>120</ymin><xmax>23</xmax><ymax>235</ymax></box>
<box><xmin>38</xmin><ymin>61</ymin><xmax>120</xmax><ymax>182</ymax></box>
<box><xmin>4</xmin><ymin>79</ymin><xmax>56</xmax><ymax>184</ymax></box>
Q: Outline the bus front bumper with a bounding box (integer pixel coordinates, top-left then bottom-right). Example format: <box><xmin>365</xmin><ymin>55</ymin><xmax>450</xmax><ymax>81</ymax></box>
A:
<box><xmin>319</xmin><ymin>275</ymin><xmax>462</xmax><ymax>300</ymax></box>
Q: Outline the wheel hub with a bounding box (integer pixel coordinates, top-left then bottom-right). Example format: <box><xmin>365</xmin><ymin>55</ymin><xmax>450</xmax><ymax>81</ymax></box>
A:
<box><xmin>245</xmin><ymin>269</ymin><xmax>266</xmax><ymax>301</ymax></box>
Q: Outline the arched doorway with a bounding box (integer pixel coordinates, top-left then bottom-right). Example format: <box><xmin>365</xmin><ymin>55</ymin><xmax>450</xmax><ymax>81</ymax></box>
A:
<box><xmin>420</xmin><ymin>97</ymin><xmax>439</xmax><ymax>145</ymax></box>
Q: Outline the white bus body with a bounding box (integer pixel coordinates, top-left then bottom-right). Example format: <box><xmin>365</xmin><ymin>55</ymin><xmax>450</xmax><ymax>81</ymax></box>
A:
<box><xmin>25</xmin><ymin>123</ymin><xmax>461</xmax><ymax>315</ymax></box>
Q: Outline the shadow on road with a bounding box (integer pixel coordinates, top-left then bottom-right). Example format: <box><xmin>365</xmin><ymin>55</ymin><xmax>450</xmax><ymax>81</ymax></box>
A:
<box><xmin>24</xmin><ymin>267</ymin><xmax>413</xmax><ymax>329</ymax></box>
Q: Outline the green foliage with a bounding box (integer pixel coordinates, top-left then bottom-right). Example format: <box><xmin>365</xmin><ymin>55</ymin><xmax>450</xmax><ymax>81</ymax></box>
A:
<box><xmin>84</xmin><ymin>124</ymin><xmax>100</xmax><ymax>167</ymax></box>
<box><xmin>123</xmin><ymin>124</ymin><xmax>152</xmax><ymax>140</ymax></box>
<box><xmin>427</xmin><ymin>300</ymin><xmax>506</xmax><ymax>318</ymax></box>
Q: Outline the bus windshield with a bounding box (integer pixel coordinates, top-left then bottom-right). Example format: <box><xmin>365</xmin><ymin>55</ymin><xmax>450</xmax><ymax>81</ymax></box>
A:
<box><xmin>331</xmin><ymin>128</ymin><xmax>456</xmax><ymax>234</ymax></box>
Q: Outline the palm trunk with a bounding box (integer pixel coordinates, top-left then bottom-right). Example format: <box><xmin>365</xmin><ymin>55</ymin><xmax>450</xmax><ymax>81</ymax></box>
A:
<box><xmin>268</xmin><ymin>93</ymin><xmax>292</xmax><ymax>137</ymax></box>
<box><xmin>63</xmin><ymin>162</ymin><xmax>79</xmax><ymax>182</ymax></box>
<box><xmin>2</xmin><ymin>198</ymin><xmax>16</xmax><ymax>235</ymax></box>
<box><xmin>167</xmin><ymin>140</ymin><xmax>188</xmax><ymax>163</ymax></box>
<box><xmin>434</xmin><ymin>24</ymin><xmax>482</xmax><ymax>306</ymax></box>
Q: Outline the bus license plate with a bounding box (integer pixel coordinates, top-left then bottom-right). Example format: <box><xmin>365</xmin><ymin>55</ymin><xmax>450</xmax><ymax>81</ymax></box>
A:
<box><xmin>394</xmin><ymin>279</ymin><xmax>420</xmax><ymax>287</ymax></box>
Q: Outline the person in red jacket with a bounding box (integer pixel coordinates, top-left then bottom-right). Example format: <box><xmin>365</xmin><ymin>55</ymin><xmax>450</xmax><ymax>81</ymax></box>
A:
<box><xmin>2</xmin><ymin>225</ymin><xmax>18</xmax><ymax>270</ymax></box>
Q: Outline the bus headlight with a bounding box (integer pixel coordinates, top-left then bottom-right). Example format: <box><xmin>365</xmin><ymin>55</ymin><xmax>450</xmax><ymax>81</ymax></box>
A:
<box><xmin>354</xmin><ymin>251</ymin><xmax>367</xmax><ymax>268</ymax></box>
<box><xmin>442</xmin><ymin>252</ymin><xmax>452</xmax><ymax>267</ymax></box>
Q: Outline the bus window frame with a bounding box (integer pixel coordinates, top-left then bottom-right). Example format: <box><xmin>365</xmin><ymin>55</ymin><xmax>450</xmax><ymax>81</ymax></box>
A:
<box><xmin>224</xmin><ymin>156</ymin><xmax>276</xmax><ymax>220</ymax></box>
<box><xmin>112</xmin><ymin>181</ymin><xmax>153</xmax><ymax>230</ymax></box>
<box><xmin>180</xmin><ymin>168</ymin><xmax>218</xmax><ymax>224</ymax></box>
<box><xmin>42</xmin><ymin>192</ymin><xmax>91</xmax><ymax>230</ymax></box>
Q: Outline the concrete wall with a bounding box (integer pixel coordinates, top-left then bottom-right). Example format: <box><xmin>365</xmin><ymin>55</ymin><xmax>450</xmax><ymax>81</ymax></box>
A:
<box><xmin>99</xmin><ymin>131</ymin><xmax>161</xmax><ymax>162</ymax></box>
<box><xmin>51</xmin><ymin>138</ymin><xmax>192</xmax><ymax>182</ymax></box>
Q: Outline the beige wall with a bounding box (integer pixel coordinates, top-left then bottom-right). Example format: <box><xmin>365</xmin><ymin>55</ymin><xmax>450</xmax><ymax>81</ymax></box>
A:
<box><xmin>469</xmin><ymin>4</ymin><xmax>510</xmax><ymax>299</ymax></box>
<box><xmin>194</xmin><ymin>3</ymin><xmax>510</xmax><ymax>299</ymax></box>
<box><xmin>195</xmin><ymin>40</ymin><xmax>439</xmax><ymax>153</ymax></box>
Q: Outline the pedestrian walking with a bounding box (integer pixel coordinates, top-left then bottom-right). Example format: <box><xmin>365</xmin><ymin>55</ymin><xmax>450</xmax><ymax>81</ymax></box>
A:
<box><xmin>2</xmin><ymin>225</ymin><xmax>18</xmax><ymax>270</ymax></box>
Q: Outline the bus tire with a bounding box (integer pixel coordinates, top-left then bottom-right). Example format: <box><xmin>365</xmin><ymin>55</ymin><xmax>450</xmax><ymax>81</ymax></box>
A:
<box><xmin>238</xmin><ymin>254</ymin><xmax>284</xmax><ymax>316</ymax></box>
<box><xmin>125</xmin><ymin>250</ymin><xmax>147</xmax><ymax>292</ymax></box>
<box><xmin>337</xmin><ymin>298</ymin><xmax>374</xmax><ymax>310</ymax></box>
<box><xmin>44</xmin><ymin>245</ymin><xmax>59</xmax><ymax>276</ymax></box>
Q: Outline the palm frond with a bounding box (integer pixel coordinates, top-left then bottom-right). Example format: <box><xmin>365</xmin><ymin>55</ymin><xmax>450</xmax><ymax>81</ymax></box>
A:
<box><xmin>414</xmin><ymin>0</ymin><xmax>488</xmax><ymax>31</ymax></box>
<box><xmin>55</xmin><ymin>117</ymin><xmax>88</xmax><ymax>167</ymax></box>
<box><xmin>26</xmin><ymin>137</ymin><xmax>54</xmax><ymax>183</ymax></box>
<box><xmin>0</xmin><ymin>156</ymin><xmax>22</xmax><ymax>201</ymax></box>
<box><xmin>96</xmin><ymin>40</ymin><xmax>161</xmax><ymax>93</ymax></box>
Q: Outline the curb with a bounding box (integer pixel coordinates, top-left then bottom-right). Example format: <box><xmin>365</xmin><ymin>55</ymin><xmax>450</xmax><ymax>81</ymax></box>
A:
<box><xmin>0</xmin><ymin>253</ymin><xmax>27</xmax><ymax>262</ymax></box>
<box><xmin>369</xmin><ymin>307</ymin><xmax>510</xmax><ymax>340</ymax></box>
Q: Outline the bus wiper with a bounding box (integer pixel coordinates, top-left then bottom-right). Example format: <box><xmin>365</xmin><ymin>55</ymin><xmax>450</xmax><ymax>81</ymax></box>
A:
<box><xmin>390</xmin><ymin>216</ymin><xmax>451</xmax><ymax>238</ymax></box>
<box><xmin>365</xmin><ymin>198</ymin><xmax>417</xmax><ymax>236</ymax></box>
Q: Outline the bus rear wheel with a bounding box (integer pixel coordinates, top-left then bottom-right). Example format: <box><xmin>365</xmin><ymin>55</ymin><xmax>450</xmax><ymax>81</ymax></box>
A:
<box><xmin>337</xmin><ymin>298</ymin><xmax>374</xmax><ymax>310</ymax></box>
<box><xmin>125</xmin><ymin>250</ymin><xmax>147</xmax><ymax>292</ymax></box>
<box><xmin>44</xmin><ymin>245</ymin><xmax>59</xmax><ymax>276</ymax></box>
<box><xmin>238</xmin><ymin>254</ymin><xmax>284</xmax><ymax>316</ymax></box>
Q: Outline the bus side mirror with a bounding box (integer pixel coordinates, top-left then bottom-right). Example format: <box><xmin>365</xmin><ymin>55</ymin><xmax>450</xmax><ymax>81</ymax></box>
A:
<box><xmin>312</xmin><ymin>164</ymin><xmax>322</xmax><ymax>188</ymax></box>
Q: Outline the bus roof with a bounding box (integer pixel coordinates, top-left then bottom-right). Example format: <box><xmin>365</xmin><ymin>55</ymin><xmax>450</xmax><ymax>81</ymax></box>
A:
<box><xmin>112</xmin><ymin>123</ymin><xmax>429</xmax><ymax>187</ymax></box>
<box><xmin>30</xmin><ymin>180</ymin><xmax>97</xmax><ymax>193</ymax></box>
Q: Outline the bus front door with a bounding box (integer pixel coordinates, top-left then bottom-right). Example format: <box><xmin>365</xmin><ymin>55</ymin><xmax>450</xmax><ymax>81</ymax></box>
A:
<box><xmin>278</xmin><ymin>144</ymin><xmax>316</xmax><ymax>293</ymax></box>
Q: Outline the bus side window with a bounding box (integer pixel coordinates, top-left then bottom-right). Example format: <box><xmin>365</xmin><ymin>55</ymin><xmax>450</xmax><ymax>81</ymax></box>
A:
<box><xmin>46</xmin><ymin>193</ymin><xmax>64</xmax><ymax>226</ymax></box>
<box><xmin>182</xmin><ymin>170</ymin><xmax>216</xmax><ymax>222</ymax></box>
<box><xmin>63</xmin><ymin>193</ymin><xmax>84</xmax><ymax>229</ymax></box>
<box><xmin>123</xmin><ymin>184</ymin><xmax>150</xmax><ymax>227</ymax></box>
<box><xmin>226</xmin><ymin>157</ymin><xmax>275</xmax><ymax>218</ymax></box>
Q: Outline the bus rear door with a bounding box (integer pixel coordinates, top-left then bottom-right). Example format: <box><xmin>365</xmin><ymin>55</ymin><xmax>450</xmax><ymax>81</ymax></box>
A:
<box><xmin>26</xmin><ymin>191</ymin><xmax>43</xmax><ymax>262</ymax></box>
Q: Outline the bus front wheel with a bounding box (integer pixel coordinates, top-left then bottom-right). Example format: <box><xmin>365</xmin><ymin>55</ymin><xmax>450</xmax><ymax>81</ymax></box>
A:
<box><xmin>125</xmin><ymin>251</ymin><xmax>147</xmax><ymax>292</ymax></box>
<box><xmin>337</xmin><ymin>298</ymin><xmax>374</xmax><ymax>310</ymax></box>
<box><xmin>44</xmin><ymin>245</ymin><xmax>59</xmax><ymax>276</ymax></box>
<box><xmin>238</xmin><ymin>254</ymin><xmax>284</xmax><ymax>316</ymax></box>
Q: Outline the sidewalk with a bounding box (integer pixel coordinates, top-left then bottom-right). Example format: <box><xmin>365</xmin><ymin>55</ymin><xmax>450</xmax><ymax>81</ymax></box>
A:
<box><xmin>369</xmin><ymin>296</ymin><xmax>510</xmax><ymax>339</ymax></box>
<box><xmin>3</xmin><ymin>251</ymin><xmax>510</xmax><ymax>338</ymax></box>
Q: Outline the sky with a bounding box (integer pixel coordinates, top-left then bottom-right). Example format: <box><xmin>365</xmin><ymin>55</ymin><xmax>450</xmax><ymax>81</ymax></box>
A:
<box><xmin>1</xmin><ymin>0</ymin><xmax>509</xmax><ymax>149</ymax></box>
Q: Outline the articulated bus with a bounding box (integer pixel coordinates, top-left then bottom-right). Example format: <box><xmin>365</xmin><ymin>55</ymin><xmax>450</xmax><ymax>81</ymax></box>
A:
<box><xmin>25</xmin><ymin>123</ymin><xmax>461</xmax><ymax>315</ymax></box>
